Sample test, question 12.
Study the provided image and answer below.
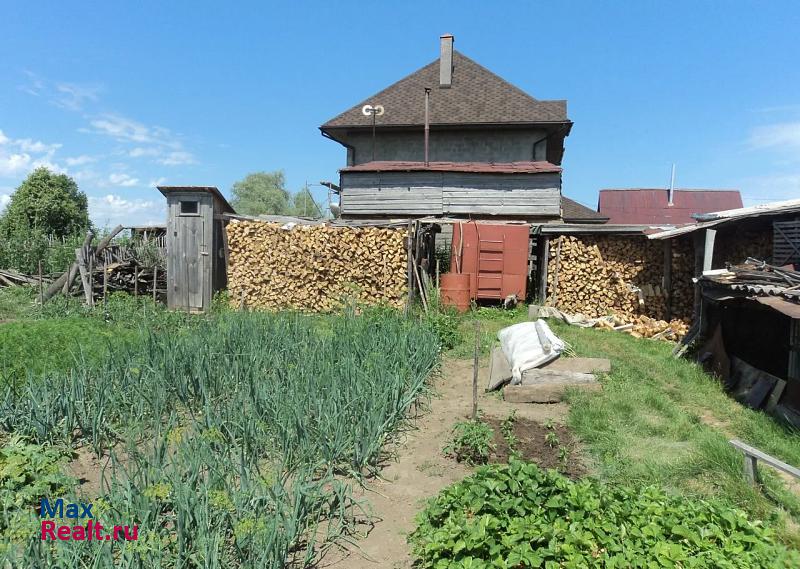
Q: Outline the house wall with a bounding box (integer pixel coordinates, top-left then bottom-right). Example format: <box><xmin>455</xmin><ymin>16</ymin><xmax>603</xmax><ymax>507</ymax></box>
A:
<box><xmin>337</xmin><ymin>127</ymin><xmax>550</xmax><ymax>166</ymax></box>
<box><xmin>340</xmin><ymin>170</ymin><xmax>561</xmax><ymax>219</ymax></box>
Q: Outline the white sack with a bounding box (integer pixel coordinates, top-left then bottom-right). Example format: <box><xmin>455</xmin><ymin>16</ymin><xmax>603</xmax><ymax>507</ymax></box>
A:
<box><xmin>498</xmin><ymin>320</ymin><xmax>565</xmax><ymax>384</ymax></box>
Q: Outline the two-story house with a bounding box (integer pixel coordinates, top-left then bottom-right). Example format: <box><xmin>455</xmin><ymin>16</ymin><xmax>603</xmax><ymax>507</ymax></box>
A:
<box><xmin>320</xmin><ymin>35</ymin><xmax>578</xmax><ymax>221</ymax></box>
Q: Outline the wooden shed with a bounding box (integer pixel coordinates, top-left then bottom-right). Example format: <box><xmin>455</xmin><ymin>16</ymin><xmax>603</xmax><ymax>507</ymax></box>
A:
<box><xmin>157</xmin><ymin>186</ymin><xmax>235</xmax><ymax>311</ymax></box>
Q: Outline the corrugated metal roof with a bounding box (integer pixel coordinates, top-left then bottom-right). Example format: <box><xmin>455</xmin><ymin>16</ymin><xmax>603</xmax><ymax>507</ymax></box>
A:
<box><xmin>598</xmin><ymin>189</ymin><xmax>742</xmax><ymax>225</ymax></box>
<box><xmin>340</xmin><ymin>160</ymin><xmax>562</xmax><ymax>174</ymax></box>
<box><xmin>649</xmin><ymin>198</ymin><xmax>800</xmax><ymax>240</ymax></box>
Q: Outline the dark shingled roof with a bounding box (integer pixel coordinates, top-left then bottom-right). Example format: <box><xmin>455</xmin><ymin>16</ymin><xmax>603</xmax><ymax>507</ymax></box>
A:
<box><xmin>341</xmin><ymin>160</ymin><xmax>562</xmax><ymax>174</ymax></box>
<box><xmin>561</xmin><ymin>196</ymin><xmax>609</xmax><ymax>223</ymax></box>
<box><xmin>322</xmin><ymin>51</ymin><xmax>568</xmax><ymax>129</ymax></box>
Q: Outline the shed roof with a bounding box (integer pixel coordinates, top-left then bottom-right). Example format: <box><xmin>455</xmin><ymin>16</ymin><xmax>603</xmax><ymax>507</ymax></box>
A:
<box><xmin>561</xmin><ymin>196</ymin><xmax>608</xmax><ymax>223</ymax></box>
<box><xmin>649</xmin><ymin>198</ymin><xmax>800</xmax><ymax>240</ymax></box>
<box><xmin>340</xmin><ymin>160</ymin><xmax>561</xmax><ymax>174</ymax></box>
<box><xmin>321</xmin><ymin>51</ymin><xmax>568</xmax><ymax>130</ymax></box>
<box><xmin>157</xmin><ymin>186</ymin><xmax>236</xmax><ymax>214</ymax></box>
<box><xmin>598</xmin><ymin>189</ymin><xmax>742</xmax><ymax>225</ymax></box>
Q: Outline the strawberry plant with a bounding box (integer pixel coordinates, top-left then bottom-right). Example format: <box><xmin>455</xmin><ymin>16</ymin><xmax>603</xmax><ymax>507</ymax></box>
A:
<box><xmin>409</xmin><ymin>458</ymin><xmax>800</xmax><ymax>568</ymax></box>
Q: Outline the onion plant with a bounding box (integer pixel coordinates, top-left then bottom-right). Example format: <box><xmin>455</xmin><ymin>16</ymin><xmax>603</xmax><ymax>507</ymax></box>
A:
<box><xmin>0</xmin><ymin>308</ymin><xmax>439</xmax><ymax>567</ymax></box>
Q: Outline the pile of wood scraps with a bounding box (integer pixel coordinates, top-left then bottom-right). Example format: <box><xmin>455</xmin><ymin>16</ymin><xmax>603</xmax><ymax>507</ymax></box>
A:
<box><xmin>531</xmin><ymin>305</ymin><xmax>689</xmax><ymax>341</ymax></box>
<box><xmin>0</xmin><ymin>269</ymin><xmax>51</xmax><ymax>287</ymax></box>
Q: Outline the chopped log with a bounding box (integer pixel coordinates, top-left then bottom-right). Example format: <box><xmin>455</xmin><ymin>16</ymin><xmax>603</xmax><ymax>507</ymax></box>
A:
<box><xmin>226</xmin><ymin>221</ymin><xmax>408</xmax><ymax>312</ymax></box>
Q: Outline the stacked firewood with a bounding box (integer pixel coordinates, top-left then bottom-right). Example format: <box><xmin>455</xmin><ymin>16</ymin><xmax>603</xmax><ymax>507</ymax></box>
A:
<box><xmin>594</xmin><ymin>314</ymin><xmax>690</xmax><ymax>341</ymax></box>
<box><xmin>547</xmin><ymin>235</ymin><xmax>694</xmax><ymax>323</ymax></box>
<box><xmin>226</xmin><ymin>221</ymin><xmax>408</xmax><ymax>311</ymax></box>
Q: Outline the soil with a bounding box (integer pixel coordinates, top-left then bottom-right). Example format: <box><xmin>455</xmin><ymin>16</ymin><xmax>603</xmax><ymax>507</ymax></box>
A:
<box><xmin>484</xmin><ymin>416</ymin><xmax>584</xmax><ymax>478</ymax></box>
<box><xmin>324</xmin><ymin>357</ymin><xmax>583</xmax><ymax>568</ymax></box>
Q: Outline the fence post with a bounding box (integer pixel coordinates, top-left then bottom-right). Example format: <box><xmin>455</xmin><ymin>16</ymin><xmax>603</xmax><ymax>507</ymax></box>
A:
<box><xmin>152</xmin><ymin>266</ymin><xmax>158</xmax><ymax>303</ymax></box>
<box><xmin>102</xmin><ymin>253</ymin><xmax>108</xmax><ymax>308</ymax></box>
<box><xmin>472</xmin><ymin>320</ymin><xmax>480</xmax><ymax>420</ymax></box>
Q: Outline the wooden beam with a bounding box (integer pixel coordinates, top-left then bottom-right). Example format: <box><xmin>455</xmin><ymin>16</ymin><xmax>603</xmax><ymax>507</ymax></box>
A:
<box><xmin>703</xmin><ymin>229</ymin><xmax>717</xmax><ymax>272</ymax></box>
<box><xmin>538</xmin><ymin>235</ymin><xmax>550</xmax><ymax>304</ymax></box>
<box><xmin>663</xmin><ymin>239</ymin><xmax>673</xmax><ymax>321</ymax></box>
<box><xmin>730</xmin><ymin>439</ymin><xmax>800</xmax><ymax>485</ymax></box>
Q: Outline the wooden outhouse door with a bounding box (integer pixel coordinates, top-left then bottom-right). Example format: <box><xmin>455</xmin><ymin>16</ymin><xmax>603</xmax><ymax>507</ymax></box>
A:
<box><xmin>167</xmin><ymin>193</ymin><xmax>213</xmax><ymax>311</ymax></box>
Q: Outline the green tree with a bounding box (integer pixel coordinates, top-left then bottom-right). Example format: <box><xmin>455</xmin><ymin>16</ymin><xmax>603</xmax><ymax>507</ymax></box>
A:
<box><xmin>0</xmin><ymin>167</ymin><xmax>90</xmax><ymax>238</ymax></box>
<box><xmin>291</xmin><ymin>186</ymin><xmax>321</xmax><ymax>218</ymax></box>
<box><xmin>229</xmin><ymin>171</ymin><xmax>291</xmax><ymax>216</ymax></box>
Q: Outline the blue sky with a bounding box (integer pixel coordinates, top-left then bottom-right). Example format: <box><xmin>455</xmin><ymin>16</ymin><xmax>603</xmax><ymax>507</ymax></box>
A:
<box><xmin>1</xmin><ymin>1</ymin><xmax>799</xmax><ymax>227</ymax></box>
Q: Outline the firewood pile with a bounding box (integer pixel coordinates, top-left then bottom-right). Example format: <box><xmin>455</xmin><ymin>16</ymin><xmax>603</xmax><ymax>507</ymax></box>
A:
<box><xmin>226</xmin><ymin>220</ymin><xmax>408</xmax><ymax>311</ymax></box>
<box><xmin>594</xmin><ymin>313</ymin><xmax>690</xmax><ymax>340</ymax></box>
<box><xmin>546</xmin><ymin>235</ymin><xmax>694</xmax><ymax>333</ymax></box>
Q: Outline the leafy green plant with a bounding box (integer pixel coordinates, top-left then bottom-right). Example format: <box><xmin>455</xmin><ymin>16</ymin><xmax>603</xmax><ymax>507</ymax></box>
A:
<box><xmin>500</xmin><ymin>410</ymin><xmax>519</xmax><ymax>457</ymax></box>
<box><xmin>444</xmin><ymin>420</ymin><xmax>495</xmax><ymax>466</ymax></box>
<box><xmin>409</xmin><ymin>458</ymin><xmax>800</xmax><ymax>568</ymax></box>
<box><xmin>0</xmin><ymin>436</ymin><xmax>75</xmax><ymax>541</ymax></box>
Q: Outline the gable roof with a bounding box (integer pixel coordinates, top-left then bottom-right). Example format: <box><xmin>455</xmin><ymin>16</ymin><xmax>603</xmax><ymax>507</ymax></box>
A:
<box><xmin>561</xmin><ymin>196</ymin><xmax>608</xmax><ymax>223</ymax></box>
<box><xmin>598</xmin><ymin>189</ymin><xmax>743</xmax><ymax>225</ymax></box>
<box><xmin>321</xmin><ymin>51</ymin><xmax>568</xmax><ymax>129</ymax></box>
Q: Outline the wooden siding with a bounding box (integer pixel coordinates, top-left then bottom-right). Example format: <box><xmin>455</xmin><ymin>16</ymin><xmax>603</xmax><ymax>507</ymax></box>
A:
<box><xmin>340</xmin><ymin>171</ymin><xmax>560</xmax><ymax>217</ymax></box>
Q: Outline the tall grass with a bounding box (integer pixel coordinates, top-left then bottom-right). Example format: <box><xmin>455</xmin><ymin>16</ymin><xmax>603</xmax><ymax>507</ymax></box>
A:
<box><xmin>0</xmin><ymin>309</ymin><xmax>439</xmax><ymax>567</ymax></box>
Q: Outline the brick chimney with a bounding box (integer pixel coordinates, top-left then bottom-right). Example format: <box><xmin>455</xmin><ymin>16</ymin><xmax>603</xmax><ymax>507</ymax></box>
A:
<box><xmin>439</xmin><ymin>34</ymin><xmax>454</xmax><ymax>88</ymax></box>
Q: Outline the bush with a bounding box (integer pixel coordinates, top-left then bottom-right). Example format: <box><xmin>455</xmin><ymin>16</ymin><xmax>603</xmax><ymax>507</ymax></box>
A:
<box><xmin>409</xmin><ymin>459</ymin><xmax>800</xmax><ymax>568</ymax></box>
<box><xmin>444</xmin><ymin>420</ymin><xmax>495</xmax><ymax>465</ymax></box>
<box><xmin>424</xmin><ymin>309</ymin><xmax>463</xmax><ymax>350</ymax></box>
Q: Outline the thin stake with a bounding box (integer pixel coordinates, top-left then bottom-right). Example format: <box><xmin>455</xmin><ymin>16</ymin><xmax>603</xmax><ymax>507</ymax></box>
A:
<box><xmin>134</xmin><ymin>266</ymin><xmax>139</xmax><ymax>296</ymax></box>
<box><xmin>102</xmin><ymin>254</ymin><xmax>108</xmax><ymax>307</ymax></box>
<box><xmin>153</xmin><ymin>265</ymin><xmax>158</xmax><ymax>302</ymax></box>
<box><xmin>38</xmin><ymin>260</ymin><xmax>43</xmax><ymax>304</ymax></box>
<box><xmin>88</xmin><ymin>251</ymin><xmax>94</xmax><ymax>307</ymax></box>
<box><xmin>472</xmin><ymin>319</ymin><xmax>480</xmax><ymax>420</ymax></box>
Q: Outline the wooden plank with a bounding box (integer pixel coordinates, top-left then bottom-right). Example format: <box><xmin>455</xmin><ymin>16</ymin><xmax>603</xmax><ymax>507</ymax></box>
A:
<box><xmin>504</xmin><ymin>379</ymin><xmax>601</xmax><ymax>403</ymax></box>
<box><xmin>541</xmin><ymin>357</ymin><xmax>612</xmax><ymax>374</ymax></box>
<box><xmin>539</xmin><ymin>235</ymin><xmax>549</xmax><ymax>303</ymax></box>
<box><xmin>730</xmin><ymin>439</ymin><xmax>800</xmax><ymax>479</ymax></box>
<box><xmin>520</xmin><ymin>369</ymin><xmax>597</xmax><ymax>385</ymax></box>
<box><xmin>703</xmin><ymin>229</ymin><xmax>717</xmax><ymax>272</ymax></box>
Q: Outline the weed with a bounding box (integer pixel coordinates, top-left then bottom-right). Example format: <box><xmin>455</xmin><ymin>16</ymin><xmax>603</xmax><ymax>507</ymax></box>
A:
<box><xmin>444</xmin><ymin>419</ymin><xmax>495</xmax><ymax>466</ymax></box>
<box><xmin>500</xmin><ymin>410</ymin><xmax>519</xmax><ymax>457</ymax></box>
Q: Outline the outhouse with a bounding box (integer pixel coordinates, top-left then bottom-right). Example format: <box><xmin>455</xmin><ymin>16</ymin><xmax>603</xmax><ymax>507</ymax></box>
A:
<box><xmin>158</xmin><ymin>186</ymin><xmax>234</xmax><ymax>311</ymax></box>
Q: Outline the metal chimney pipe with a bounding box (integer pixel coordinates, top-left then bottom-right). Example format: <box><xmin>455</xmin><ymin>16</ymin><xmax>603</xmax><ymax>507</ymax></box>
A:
<box><xmin>439</xmin><ymin>34</ymin><xmax>454</xmax><ymax>88</ymax></box>
<box><xmin>668</xmin><ymin>163</ymin><xmax>676</xmax><ymax>206</ymax></box>
<box><xmin>424</xmin><ymin>87</ymin><xmax>431</xmax><ymax>166</ymax></box>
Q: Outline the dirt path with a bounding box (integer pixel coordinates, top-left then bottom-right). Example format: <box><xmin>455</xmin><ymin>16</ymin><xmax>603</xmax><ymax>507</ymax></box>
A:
<box><xmin>325</xmin><ymin>357</ymin><xmax>571</xmax><ymax>568</ymax></box>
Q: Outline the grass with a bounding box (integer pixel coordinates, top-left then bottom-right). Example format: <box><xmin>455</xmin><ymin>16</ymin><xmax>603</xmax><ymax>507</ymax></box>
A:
<box><xmin>545</xmin><ymin>320</ymin><xmax>800</xmax><ymax>545</ymax></box>
<box><xmin>437</xmin><ymin>302</ymin><xmax>800</xmax><ymax>544</ymax></box>
<box><xmin>0</xmin><ymin>318</ymin><xmax>136</xmax><ymax>383</ymax></box>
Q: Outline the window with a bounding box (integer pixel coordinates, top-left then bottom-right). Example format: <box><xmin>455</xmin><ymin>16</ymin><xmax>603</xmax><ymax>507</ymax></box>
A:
<box><xmin>180</xmin><ymin>200</ymin><xmax>199</xmax><ymax>215</ymax></box>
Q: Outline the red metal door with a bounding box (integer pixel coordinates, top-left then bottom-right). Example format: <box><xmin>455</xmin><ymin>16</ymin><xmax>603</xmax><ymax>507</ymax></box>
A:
<box><xmin>450</xmin><ymin>222</ymin><xmax>529</xmax><ymax>300</ymax></box>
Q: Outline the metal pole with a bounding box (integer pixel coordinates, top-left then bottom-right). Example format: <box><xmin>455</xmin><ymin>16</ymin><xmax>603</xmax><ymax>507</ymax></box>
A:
<box><xmin>371</xmin><ymin>109</ymin><xmax>377</xmax><ymax>162</ymax></box>
<box><xmin>424</xmin><ymin>88</ymin><xmax>431</xmax><ymax>166</ymax></box>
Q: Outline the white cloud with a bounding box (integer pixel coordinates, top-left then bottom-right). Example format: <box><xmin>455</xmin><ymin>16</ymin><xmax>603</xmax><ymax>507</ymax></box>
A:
<box><xmin>64</xmin><ymin>154</ymin><xmax>96</xmax><ymax>166</ymax></box>
<box><xmin>108</xmin><ymin>173</ymin><xmax>140</xmax><ymax>187</ymax></box>
<box><xmin>129</xmin><ymin>147</ymin><xmax>159</xmax><ymax>158</ymax></box>
<box><xmin>149</xmin><ymin>177</ymin><xmax>167</xmax><ymax>188</ymax></box>
<box><xmin>15</xmin><ymin>138</ymin><xmax>61</xmax><ymax>153</ymax></box>
<box><xmin>0</xmin><ymin>130</ymin><xmax>9</xmax><ymax>145</ymax></box>
<box><xmin>0</xmin><ymin>152</ymin><xmax>32</xmax><ymax>176</ymax></box>
<box><xmin>749</xmin><ymin>122</ymin><xmax>800</xmax><ymax>151</ymax></box>
<box><xmin>0</xmin><ymin>193</ymin><xmax>10</xmax><ymax>212</ymax></box>
<box><xmin>54</xmin><ymin>82</ymin><xmax>101</xmax><ymax>111</ymax></box>
<box><xmin>88</xmin><ymin>194</ymin><xmax>165</xmax><ymax>227</ymax></box>
<box><xmin>157</xmin><ymin>151</ymin><xmax>195</xmax><ymax>166</ymax></box>
<box><xmin>740</xmin><ymin>173</ymin><xmax>800</xmax><ymax>204</ymax></box>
